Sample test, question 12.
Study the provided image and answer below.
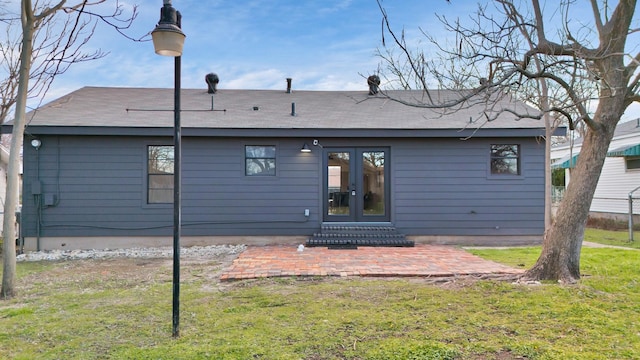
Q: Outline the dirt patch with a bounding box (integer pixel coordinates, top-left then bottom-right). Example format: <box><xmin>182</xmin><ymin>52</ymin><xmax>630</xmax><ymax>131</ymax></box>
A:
<box><xmin>12</xmin><ymin>249</ymin><xmax>524</xmax><ymax>299</ymax></box>
<box><xmin>15</xmin><ymin>251</ymin><xmax>242</xmax><ymax>297</ymax></box>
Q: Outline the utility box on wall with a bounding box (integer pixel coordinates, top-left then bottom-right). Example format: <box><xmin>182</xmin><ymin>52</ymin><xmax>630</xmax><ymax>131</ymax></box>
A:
<box><xmin>44</xmin><ymin>194</ymin><xmax>57</xmax><ymax>207</ymax></box>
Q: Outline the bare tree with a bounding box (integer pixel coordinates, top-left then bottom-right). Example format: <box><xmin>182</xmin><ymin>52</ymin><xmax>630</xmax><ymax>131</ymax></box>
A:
<box><xmin>377</xmin><ymin>0</ymin><xmax>639</xmax><ymax>283</ymax></box>
<box><xmin>1</xmin><ymin>0</ymin><xmax>137</xmax><ymax>299</ymax></box>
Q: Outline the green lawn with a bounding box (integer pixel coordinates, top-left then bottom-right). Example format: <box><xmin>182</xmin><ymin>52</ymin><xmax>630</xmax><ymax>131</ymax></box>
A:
<box><xmin>0</xmin><ymin>230</ymin><xmax>638</xmax><ymax>359</ymax></box>
<box><xmin>584</xmin><ymin>228</ymin><xmax>640</xmax><ymax>249</ymax></box>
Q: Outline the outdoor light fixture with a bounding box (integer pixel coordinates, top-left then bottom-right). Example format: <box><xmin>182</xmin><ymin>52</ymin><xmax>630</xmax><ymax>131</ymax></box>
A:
<box><xmin>31</xmin><ymin>139</ymin><xmax>42</xmax><ymax>150</ymax></box>
<box><xmin>151</xmin><ymin>0</ymin><xmax>185</xmax><ymax>57</ymax></box>
<box><xmin>152</xmin><ymin>0</ymin><xmax>185</xmax><ymax>338</ymax></box>
<box><xmin>301</xmin><ymin>143</ymin><xmax>311</xmax><ymax>153</ymax></box>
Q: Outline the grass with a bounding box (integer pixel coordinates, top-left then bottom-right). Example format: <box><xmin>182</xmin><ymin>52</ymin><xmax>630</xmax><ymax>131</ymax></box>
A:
<box><xmin>584</xmin><ymin>228</ymin><xmax>640</xmax><ymax>249</ymax></box>
<box><xmin>0</xmin><ymin>229</ymin><xmax>638</xmax><ymax>359</ymax></box>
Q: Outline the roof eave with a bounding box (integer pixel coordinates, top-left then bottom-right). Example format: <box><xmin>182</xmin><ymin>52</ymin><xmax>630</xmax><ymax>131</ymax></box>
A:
<box><xmin>6</xmin><ymin>125</ymin><xmax>555</xmax><ymax>138</ymax></box>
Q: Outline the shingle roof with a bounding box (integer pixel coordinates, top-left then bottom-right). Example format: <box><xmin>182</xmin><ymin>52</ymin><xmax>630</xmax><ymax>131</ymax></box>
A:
<box><xmin>553</xmin><ymin>118</ymin><xmax>640</xmax><ymax>150</ymax></box>
<box><xmin>612</xmin><ymin>118</ymin><xmax>640</xmax><ymax>137</ymax></box>
<box><xmin>21</xmin><ymin>86</ymin><xmax>545</xmax><ymax>131</ymax></box>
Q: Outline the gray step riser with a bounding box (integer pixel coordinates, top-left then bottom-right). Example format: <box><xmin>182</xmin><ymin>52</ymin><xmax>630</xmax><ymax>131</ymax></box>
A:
<box><xmin>308</xmin><ymin>224</ymin><xmax>414</xmax><ymax>247</ymax></box>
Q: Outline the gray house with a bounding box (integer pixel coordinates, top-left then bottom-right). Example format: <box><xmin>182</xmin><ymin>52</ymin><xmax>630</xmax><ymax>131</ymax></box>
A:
<box><xmin>3</xmin><ymin>84</ymin><xmax>562</xmax><ymax>251</ymax></box>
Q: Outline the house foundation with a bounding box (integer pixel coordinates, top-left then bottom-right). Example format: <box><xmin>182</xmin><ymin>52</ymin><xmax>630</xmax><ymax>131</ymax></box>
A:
<box><xmin>22</xmin><ymin>234</ymin><xmax>542</xmax><ymax>251</ymax></box>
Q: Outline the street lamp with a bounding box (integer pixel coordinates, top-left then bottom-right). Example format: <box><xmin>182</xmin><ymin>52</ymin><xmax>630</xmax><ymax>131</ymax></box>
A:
<box><xmin>151</xmin><ymin>0</ymin><xmax>185</xmax><ymax>338</ymax></box>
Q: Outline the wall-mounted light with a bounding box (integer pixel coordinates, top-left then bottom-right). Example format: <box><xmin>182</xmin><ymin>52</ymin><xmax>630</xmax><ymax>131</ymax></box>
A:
<box><xmin>300</xmin><ymin>143</ymin><xmax>311</xmax><ymax>153</ymax></box>
<box><xmin>31</xmin><ymin>139</ymin><xmax>42</xmax><ymax>150</ymax></box>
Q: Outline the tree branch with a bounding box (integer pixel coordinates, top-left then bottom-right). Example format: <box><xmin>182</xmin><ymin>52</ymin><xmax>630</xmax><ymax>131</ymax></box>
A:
<box><xmin>589</xmin><ymin>0</ymin><xmax>604</xmax><ymax>34</ymax></box>
<box><xmin>376</xmin><ymin>0</ymin><xmax>433</xmax><ymax>103</ymax></box>
<box><xmin>625</xmin><ymin>52</ymin><xmax>640</xmax><ymax>92</ymax></box>
<box><xmin>515</xmin><ymin>65</ymin><xmax>593</xmax><ymax>128</ymax></box>
<box><xmin>524</xmin><ymin>0</ymin><xmax>598</xmax><ymax>69</ymax></box>
<box><xmin>35</xmin><ymin>0</ymin><xmax>68</xmax><ymax>21</ymax></box>
<box><xmin>65</xmin><ymin>1</ymin><xmax>141</xmax><ymax>42</ymax></box>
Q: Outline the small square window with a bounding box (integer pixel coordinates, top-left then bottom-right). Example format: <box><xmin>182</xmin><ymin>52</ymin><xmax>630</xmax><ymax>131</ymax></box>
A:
<box><xmin>245</xmin><ymin>145</ymin><xmax>276</xmax><ymax>176</ymax></box>
<box><xmin>490</xmin><ymin>144</ymin><xmax>520</xmax><ymax>175</ymax></box>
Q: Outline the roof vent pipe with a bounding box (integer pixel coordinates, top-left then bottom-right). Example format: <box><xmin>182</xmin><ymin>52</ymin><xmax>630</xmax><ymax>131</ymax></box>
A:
<box><xmin>367</xmin><ymin>75</ymin><xmax>380</xmax><ymax>95</ymax></box>
<box><xmin>286</xmin><ymin>78</ymin><xmax>292</xmax><ymax>93</ymax></box>
<box><xmin>291</xmin><ymin>102</ymin><xmax>296</xmax><ymax>116</ymax></box>
<box><xmin>206</xmin><ymin>73</ymin><xmax>219</xmax><ymax>94</ymax></box>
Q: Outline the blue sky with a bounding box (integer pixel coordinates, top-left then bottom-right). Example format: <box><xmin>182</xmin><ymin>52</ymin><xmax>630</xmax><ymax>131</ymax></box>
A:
<box><xmin>7</xmin><ymin>0</ymin><xmax>640</xmax><ymax>120</ymax></box>
<box><xmin>42</xmin><ymin>0</ymin><xmax>464</xmax><ymax>99</ymax></box>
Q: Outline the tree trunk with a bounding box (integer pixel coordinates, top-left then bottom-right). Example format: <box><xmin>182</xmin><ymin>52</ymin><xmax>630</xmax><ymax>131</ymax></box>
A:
<box><xmin>525</xmin><ymin>127</ymin><xmax>610</xmax><ymax>282</ymax></box>
<box><xmin>2</xmin><ymin>3</ymin><xmax>34</xmax><ymax>299</ymax></box>
<box><xmin>524</xmin><ymin>0</ymin><xmax>633</xmax><ymax>283</ymax></box>
<box><xmin>525</xmin><ymin>100</ymin><xmax>624</xmax><ymax>283</ymax></box>
<box><xmin>541</xmin><ymin>93</ymin><xmax>551</xmax><ymax>230</ymax></box>
<box><xmin>544</xmin><ymin>119</ymin><xmax>551</xmax><ymax>229</ymax></box>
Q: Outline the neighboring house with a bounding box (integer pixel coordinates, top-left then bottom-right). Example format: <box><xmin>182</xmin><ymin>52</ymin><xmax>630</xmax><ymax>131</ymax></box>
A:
<box><xmin>551</xmin><ymin>119</ymin><xmax>640</xmax><ymax>221</ymax></box>
<box><xmin>2</xmin><ymin>83</ymin><xmax>562</xmax><ymax>251</ymax></box>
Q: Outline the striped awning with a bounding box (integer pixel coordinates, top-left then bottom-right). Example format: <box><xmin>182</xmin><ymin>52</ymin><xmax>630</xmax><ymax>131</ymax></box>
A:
<box><xmin>607</xmin><ymin>143</ymin><xmax>640</xmax><ymax>157</ymax></box>
<box><xmin>551</xmin><ymin>153</ymin><xmax>579</xmax><ymax>169</ymax></box>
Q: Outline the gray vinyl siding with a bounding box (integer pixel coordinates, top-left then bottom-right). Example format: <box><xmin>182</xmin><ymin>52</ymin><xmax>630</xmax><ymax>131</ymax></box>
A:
<box><xmin>180</xmin><ymin>138</ymin><xmax>319</xmax><ymax>232</ymax></box>
<box><xmin>21</xmin><ymin>135</ymin><xmax>545</xmax><ymax>240</ymax></box>
<box><xmin>392</xmin><ymin>137</ymin><xmax>545</xmax><ymax>236</ymax></box>
<box><xmin>21</xmin><ymin>136</ymin><xmax>320</xmax><ymax>239</ymax></box>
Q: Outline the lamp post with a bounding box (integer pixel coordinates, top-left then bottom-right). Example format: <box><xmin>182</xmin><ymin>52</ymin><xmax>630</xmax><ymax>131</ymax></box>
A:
<box><xmin>151</xmin><ymin>0</ymin><xmax>185</xmax><ymax>338</ymax></box>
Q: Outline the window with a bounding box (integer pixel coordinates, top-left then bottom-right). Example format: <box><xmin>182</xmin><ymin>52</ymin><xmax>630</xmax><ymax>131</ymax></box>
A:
<box><xmin>626</xmin><ymin>157</ymin><xmax>640</xmax><ymax>170</ymax></box>
<box><xmin>490</xmin><ymin>144</ymin><xmax>520</xmax><ymax>175</ymax></box>
<box><xmin>245</xmin><ymin>145</ymin><xmax>276</xmax><ymax>176</ymax></box>
<box><xmin>148</xmin><ymin>145</ymin><xmax>174</xmax><ymax>203</ymax></box>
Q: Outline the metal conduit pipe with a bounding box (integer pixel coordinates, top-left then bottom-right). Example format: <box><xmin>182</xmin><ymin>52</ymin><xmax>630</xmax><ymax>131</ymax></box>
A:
<box><xmin>628</xmin><ymin>185</ymin><xmax>640</xmax><ymax>242</ymax></box>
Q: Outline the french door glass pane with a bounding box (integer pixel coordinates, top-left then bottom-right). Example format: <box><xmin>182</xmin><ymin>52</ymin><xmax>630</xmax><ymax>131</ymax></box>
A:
<box><xmin>362</xmin><ymin>151</ymin><xmax>385</xmax><ymax>215</ymax></box>
<box><xmin>327</xmin><ymin>152</ymin><xmax>350</xmax><ymax>216</ymax></box>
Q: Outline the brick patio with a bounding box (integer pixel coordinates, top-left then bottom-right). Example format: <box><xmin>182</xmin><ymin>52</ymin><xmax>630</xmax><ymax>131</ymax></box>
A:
<box><xmin>220</xmin><ymin>244</ymin><xmax>523</xmax><ymax>281</ymax></box>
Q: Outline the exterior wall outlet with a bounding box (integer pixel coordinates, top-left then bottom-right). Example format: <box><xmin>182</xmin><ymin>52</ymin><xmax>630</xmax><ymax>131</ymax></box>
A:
<box><xmin>304</xmin><ymin>208</ymin><xmax>310</xmax><ymax>217</ymax></box>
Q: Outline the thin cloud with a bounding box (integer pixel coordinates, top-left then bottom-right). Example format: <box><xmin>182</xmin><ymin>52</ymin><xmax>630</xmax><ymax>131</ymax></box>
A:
<box><xmin>12</xmin><ymin>0</ymin><xmax>638</xmax><ymax>123</ymax></box>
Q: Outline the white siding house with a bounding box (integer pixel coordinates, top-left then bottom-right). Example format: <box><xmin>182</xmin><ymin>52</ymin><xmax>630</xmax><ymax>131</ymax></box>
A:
<box><xmin>551</xmin><ymin>119</ymin><xmax>640</xmax><ymax>220</ymax></box>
